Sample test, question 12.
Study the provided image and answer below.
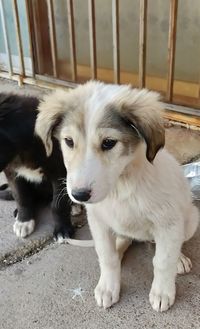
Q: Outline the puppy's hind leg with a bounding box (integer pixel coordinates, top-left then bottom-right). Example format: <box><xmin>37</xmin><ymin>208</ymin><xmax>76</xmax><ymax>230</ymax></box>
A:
<box><xmin>176</xmin><ymin>205</ymin><xmax>199</xmax><ymax>275</ymax></box>
<box><xmin>184</xmin><ymin>204</ymin><xmax>199</xmax><ymax>242</ymax></box>
<box><xmin>116</xmin><ymin>236</ymin><xmax>132</xmax><ymax>261</ymax></box>
<box><xmin>177</xmin><ymin>252</ymin><xmax>192</xmax><ymax>274</ymax></box>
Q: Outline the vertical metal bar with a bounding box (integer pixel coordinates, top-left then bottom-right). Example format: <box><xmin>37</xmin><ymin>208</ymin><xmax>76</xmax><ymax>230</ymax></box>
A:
<box><xmin>166</xmin><ymin>0</ymin><xmax>178</xmax><ymax>102</ymax></box>
<box><xmin>47</xmin><ymin>0</ymin><xmax>58</xmax><ymax>78</ymax></box>
<box><xmin>139</xmin><ymin>0</ymin><xmax>147</xmax><ymax>88</ymax></box>
<box><xmin>88</xmin><ymin>0</ymin><xmax>97</xmax><ymax>79</ymax></box>
<box><xmin>199</xmin><ymin>81</ymin><xmax>200</xmax><ymax>101</ymax></box>
<box><xmin>29</xmin><ymin>0</ymin><xmax>44</xmax><ymax>74</ymax></box>
<box><xmin>24</xmin><ymin>0</ymin><xmax>35</xmax><ymax>77</ymax></box>
<box><xmin>112</xmin><ymin>0</ymin><xmax>120</xmax><ymax>84</ymax></box>
<box><xmin>67</xmin><ymin>0</ymin><xmax>77</xmax><ymax>81</ymax></box>
<box><xmin>12</xmin><ymin>0</ymin><xmax>25</xmax><ymax>77</ymax></box>
<box><xmin>0</xmin><ymin>0</ymin><xmax>13</xmax><ymax>76</ymax></box>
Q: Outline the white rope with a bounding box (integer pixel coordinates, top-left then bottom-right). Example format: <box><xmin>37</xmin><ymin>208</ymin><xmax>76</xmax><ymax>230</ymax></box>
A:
<box><xmin>56</xmin><ymin>235</ymin><xmax>94</xmax><ymax>247</ymax></box>
<box><xmin>65</xmin><ymin>238</ymin><xmax>94</xmax><ymax>247</ymax></box>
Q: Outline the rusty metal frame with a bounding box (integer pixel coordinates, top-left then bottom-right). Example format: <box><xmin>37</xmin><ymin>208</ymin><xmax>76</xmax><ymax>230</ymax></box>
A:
<box><xmin>25</xmin><ymin>0</ymin><xmax>35</xmax><ymax>77</ymax></box>
<box><xmin>67</xmin><ymin>0</ymin><xmax>77</xmax><ymax>81</ymax></box>
<box><xmin>46</xmin><ymin>0</ymin><xmax>58</xmax><ymax>78</ymax></box>
<box><xmin>88</xmin><ymin>0</ymin><xmax>97</xmax><ymax>79</ymax></box>
<box><xmin>139</xmin><ymin>0</ymin><xmax>147</xmax><ymax>88</ymax></box>
<box><xmin>0</xmin><ymin>0</ymin><xmax>199</xmax><ymax>120</ymax></box>
<box><xmin>112</xmin><ymin>0</ymin><xmax>120</xmax><ymax>84</ymax></box>
<box><xmin>12</xmin><ymin>0</ymin><xmax>25</xmax><ymax>78</ymax></box>
<box><xmin>166</xmin><ymin>0</ymin><xmax>178</xmax><ymax>102</ymax></box>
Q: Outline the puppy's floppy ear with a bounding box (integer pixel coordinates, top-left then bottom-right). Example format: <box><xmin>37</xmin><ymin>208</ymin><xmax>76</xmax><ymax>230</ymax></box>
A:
<box><xmin>120</xmin><ymin>89</ymin><xmax>165</xmax><ymax>163</ymax></box>
<box><xmin>35</xmin><ymin>91</ymin><xmax>65</xmax><ymax>156</ymax></box>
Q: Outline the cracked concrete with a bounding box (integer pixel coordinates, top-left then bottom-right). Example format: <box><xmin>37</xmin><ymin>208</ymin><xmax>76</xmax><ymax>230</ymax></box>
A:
<box><xmin>0</xmin><ymin>79</ymin><xmax>200</xmax><ymax>329</ymax></box>
<box><xmin>0</xmin><ymin>227</ymin><xmax>200</xmax><ymax>329</ymax></box>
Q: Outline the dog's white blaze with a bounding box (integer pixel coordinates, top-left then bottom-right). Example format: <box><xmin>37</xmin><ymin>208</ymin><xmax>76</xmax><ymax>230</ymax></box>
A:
<box><xmin>66</xmin><ymin>148</ymin><xmax>126</xmax><ymax>204</ymax></box>
<box><xmin>16</xmin><ymin>166</ymin><xmax>44</xmax><ymax>183</ymax></box>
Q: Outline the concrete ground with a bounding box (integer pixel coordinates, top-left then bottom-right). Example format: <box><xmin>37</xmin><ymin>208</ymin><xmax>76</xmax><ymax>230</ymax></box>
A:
<box><xmin>0</xmin><ymin>78</ymin><xmax>200</xmax><ymax>329</ymax></box>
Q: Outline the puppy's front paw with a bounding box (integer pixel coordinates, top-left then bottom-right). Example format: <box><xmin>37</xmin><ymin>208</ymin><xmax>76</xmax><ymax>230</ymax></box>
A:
<box><xmin>94</xmin><ymin>276</ymin><xmax>120</xmax><ymax>309</ymax></box>
<box><xmin>71</xmin><ymin>204</ymin><xmax>82</xmax><ymax>216</ymax></box>
<box><xmin>54</xmin><ymin>223</ymin><xmax>75</xmax><ymax>242</ymax></box>
<box><xmin>13</xmin><ymin>219</ymin><xmax>35</xmax><ymax>238</ymax></box>
<box><xmin>149</xmin><ymin>284</ymin><xmax>175</xmax><ymax>312</ymax></box>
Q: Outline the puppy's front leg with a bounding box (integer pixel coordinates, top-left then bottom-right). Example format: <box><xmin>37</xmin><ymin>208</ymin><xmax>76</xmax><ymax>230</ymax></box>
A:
<box><xmin>149</xmin><ymin>227</ymin><xmax>183</xmax><ymax>312</ymax></box>
<box><xmin>51</xmin><ymin>179</ymin><xmax>74</xmax><ymax>239</ymax></box>
<box><xmin>88</xmin><ymin>213</ymin><xmax>121</xmax><ymax>309</ymax></box>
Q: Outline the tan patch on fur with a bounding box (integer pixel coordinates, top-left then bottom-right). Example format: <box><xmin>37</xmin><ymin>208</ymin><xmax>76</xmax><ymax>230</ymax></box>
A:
<box><xmin>61</xmin><ymin>109</ymin><xmax>85</xmax><ymax>136</ymax></box>
<box><xmin>35</xmin><ymin>90</ymin><xmax>68</xmax><ymax>156</ymax></box>
<box><xmin>113</xmin><ymin>89</ymin><xmax>165</xmax><ymax>162</ymax></box>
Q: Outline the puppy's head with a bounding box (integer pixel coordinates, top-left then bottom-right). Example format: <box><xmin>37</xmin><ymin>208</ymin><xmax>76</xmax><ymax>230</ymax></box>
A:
<box><xmin>35</xmin><ymin>81</ymin><xmax>165</xmax><ymax>204</ymax></box>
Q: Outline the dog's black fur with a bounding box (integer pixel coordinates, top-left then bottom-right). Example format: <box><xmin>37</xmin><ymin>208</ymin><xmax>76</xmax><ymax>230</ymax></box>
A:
<box><xmin>0</xmin><ymin>93</ymin><xmax>74</xmax><ymax>238</ymax></box>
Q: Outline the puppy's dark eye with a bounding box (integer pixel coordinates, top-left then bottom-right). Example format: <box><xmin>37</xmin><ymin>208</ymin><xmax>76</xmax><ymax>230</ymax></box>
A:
<box><xmin>65</xmin><ymin>137</ymin><xmax>74</xmax><ymax>148</ymax></box>
<box><xmin>101</xmin><ymin>139</ymin><xmax>117</xmax><ymax>151</ymax></box>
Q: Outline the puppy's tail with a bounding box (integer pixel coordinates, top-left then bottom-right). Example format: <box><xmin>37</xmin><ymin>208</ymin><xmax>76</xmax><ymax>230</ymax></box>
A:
<box><xmin>184</xmin><ymin>204</ymin><xmax>199</xmax><ymax>241</ymax></box>
<box><xmin>0</xmin><ymin>183</ymin><xmax>14</xmax><ymax>200</ymax></box>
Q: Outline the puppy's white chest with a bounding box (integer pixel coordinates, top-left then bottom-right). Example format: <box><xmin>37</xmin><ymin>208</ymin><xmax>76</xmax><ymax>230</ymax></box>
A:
<box><xmin>16</xmin><ymin>166</ymin><xmax>44</xmax><ymax>183</ymax></box>
<box><xmin>88</xmin><ymin>199</ymin><xmax>154</xmax><ymax>241</ymax></box>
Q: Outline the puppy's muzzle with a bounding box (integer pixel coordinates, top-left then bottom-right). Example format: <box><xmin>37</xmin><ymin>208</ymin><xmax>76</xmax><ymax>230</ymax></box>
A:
<box><xmin>71</xmin><ymin>188</ymin><xmax>91</xmax><ymax>202</ymax></box>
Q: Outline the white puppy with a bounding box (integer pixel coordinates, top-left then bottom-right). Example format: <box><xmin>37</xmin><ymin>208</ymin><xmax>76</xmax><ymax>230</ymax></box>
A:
<box><xmin>36</xmin><ymin>81</ymin><xmax>199</xmax><ymax>312</ymax></box>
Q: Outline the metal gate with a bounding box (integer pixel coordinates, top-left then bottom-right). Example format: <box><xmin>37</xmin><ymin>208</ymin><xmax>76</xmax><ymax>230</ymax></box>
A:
<box><xmin>0</xmin><ymin>0</ymin><xmax>200</xmax><ymax>125</ymax></box>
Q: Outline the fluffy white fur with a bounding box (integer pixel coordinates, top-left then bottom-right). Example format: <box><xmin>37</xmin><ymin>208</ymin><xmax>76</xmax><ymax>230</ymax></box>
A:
<box><xmin>35</xmin><ymin>81</ymin><xmax>199</xmax><ymax>312</ymax></box>
<box><xmin>87</xmin><ymin>146</ymin><xmax>198</xmax><ymax>311</ymax></box>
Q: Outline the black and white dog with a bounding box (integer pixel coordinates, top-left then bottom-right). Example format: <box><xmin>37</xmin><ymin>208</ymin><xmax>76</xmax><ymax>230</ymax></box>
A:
<box><xmin>0</xmin><ymin>92</ymin><xmax>74</xmax><ymax>239</ymax></box>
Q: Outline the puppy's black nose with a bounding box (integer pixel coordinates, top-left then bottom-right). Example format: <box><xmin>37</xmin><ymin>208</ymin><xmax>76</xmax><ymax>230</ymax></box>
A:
<box><xmin>71</xmin><ymin>189</ymin><xmax>91</xmax><ymax>202</ymax></box>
